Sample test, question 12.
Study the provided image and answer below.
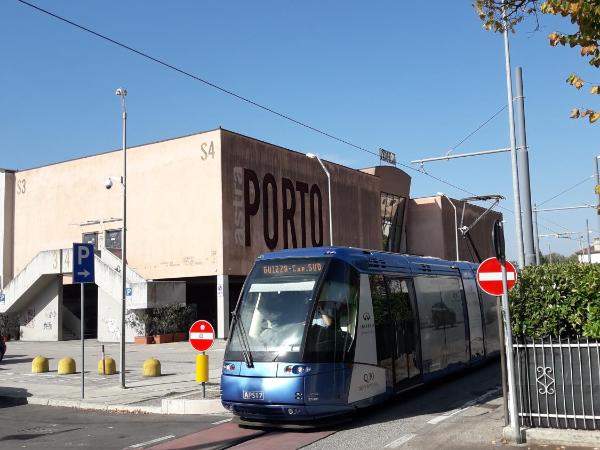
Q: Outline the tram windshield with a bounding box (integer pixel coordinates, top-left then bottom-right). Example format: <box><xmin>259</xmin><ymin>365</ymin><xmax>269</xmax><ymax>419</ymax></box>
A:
<box><xmin>227</xmin><ymin>258</ymin><xmax>359</xmax><ymax>363</ymax></box>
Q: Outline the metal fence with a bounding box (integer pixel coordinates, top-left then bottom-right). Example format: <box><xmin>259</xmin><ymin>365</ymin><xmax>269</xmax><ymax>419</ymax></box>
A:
<box><xmin>514</xmin><ymin>336</ymin><xmax>600</xmax><ymax>430</ymax></box>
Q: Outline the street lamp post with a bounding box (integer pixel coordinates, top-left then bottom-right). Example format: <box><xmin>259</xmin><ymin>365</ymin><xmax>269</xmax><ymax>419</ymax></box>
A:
<box><xmin>306</xmin><ymin>153</ymin><xmax>333</xmax><ymax>246</ymax></box>
<box><xmin>437</xmin><ymin>192</ymin><xmax>459</xmax><ymax>261</ymax></box>
<box><xmin>116</xmin><ymin>87</ymin><xmax>127</xmax><ymax>389</ymax></box>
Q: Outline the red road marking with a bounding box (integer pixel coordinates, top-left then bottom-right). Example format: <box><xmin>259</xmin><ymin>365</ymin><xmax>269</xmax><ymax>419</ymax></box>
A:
<box><xmin>146</xmin><ymin>422</ymin><xmax>264</xmax><ymax>450</ymax></box>
<box><xmin>229</xmin><ymin>430</ymin><xmax>336</xmax><ymax>450</ymax></box>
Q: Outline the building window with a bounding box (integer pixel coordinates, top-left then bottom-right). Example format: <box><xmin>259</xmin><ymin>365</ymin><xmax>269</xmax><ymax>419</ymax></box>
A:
<box><xmin>105</xmin><ymin>229</ymin><xmax>122</xmax><ymax>250</ymax></box>
<box><xmin>381</xmin><ymin>192</ymin><xmax>406</xmax><ymax>253</ymax></box>
<box><xmin>82</xmin><ymin>232</ymin><xmax>98</xmax><ymax>250</ymax></box>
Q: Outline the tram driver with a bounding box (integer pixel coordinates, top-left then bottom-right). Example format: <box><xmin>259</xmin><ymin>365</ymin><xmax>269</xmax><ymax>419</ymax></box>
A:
<box><xmin>308</xmin><ymin>300</ymin><xmax>349</xmax><ymax>357</ymax></box>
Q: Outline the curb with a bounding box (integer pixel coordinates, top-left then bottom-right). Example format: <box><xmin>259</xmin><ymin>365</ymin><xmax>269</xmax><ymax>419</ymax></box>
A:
<box><xmin>503</xmin><ymin>425</ymin><xmax>600</xmax><ymax>446</ymax></box>
<box><xmin>21</xmin><ymin>395</ymin><xmax>229</xmax><ymax>415</ymax></box>
<box><xmin>162</xmin><ymin>398</ymin><xmax>229</xmax><ymax>415</ymax></box>
<box><xmin>27</xmin><ymin>396</ymin><xmax>161</xmax><ymax>414</ymax></box>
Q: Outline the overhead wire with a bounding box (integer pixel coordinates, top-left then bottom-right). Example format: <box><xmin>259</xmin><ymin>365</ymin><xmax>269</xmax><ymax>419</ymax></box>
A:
<box><xmin>13</xmin><ymin>0</ymin><xmax>571</xmax><ymax>241</ymax></box>
<box><xmin>14</xmin><ymin>0</ymin><xmax>501</xmax><ymax>204</ymax></box>
<box><xmin>537</xmin><ymin>174</ymin><xmax>595</xmax><ymax>207</ymax></box>
<box><xmin>448</xmin><ymin>104</ymin><xmax>507</xmax><ymax>153</ymax></box>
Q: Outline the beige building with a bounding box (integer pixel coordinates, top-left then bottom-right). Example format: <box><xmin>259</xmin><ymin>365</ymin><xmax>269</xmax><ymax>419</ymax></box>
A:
<box><xmin>0</xmin><ymin>128</ymin><xmax>501</xmax><ymax>342</ymax></box>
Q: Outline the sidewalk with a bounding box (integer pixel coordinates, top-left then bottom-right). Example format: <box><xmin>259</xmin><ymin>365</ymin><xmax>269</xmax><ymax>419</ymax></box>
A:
<box><xmin>0</xmin><ymin>339</ymin><xmax>229</xmax><ymax>415</ymax></box>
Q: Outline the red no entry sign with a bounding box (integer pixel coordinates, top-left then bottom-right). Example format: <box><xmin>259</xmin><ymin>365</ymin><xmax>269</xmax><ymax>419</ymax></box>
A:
<box><xmin>476</xmin><ymin>257</ymin><xmax>517</xmax><ymax>296</ymax></box>
<box><xmin>189</xmin><ymin>320</ymin><xmax>215</xmax><ymax>352</ymax></box>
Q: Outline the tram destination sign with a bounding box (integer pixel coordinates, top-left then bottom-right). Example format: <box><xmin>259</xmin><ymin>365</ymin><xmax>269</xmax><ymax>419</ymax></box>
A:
<box><xmin>261</xmin><ymin>261</ymin><xmax>324</xmax><ymax>276</ymax></box>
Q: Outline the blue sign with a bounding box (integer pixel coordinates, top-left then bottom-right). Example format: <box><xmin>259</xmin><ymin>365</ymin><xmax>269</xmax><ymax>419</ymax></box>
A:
<box><xmin>73</xmin><ymin>243</ymin><xmax>95</xmax><ymax>284</ymax></box>
<box><xmin>126</xmin><ymin>287</ymin><xmax>132</xmax><ymax>298</ymax></box>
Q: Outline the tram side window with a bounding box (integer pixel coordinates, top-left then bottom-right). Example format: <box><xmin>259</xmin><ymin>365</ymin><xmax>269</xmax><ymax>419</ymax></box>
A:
<box><xmin>304</xmin><ymin>260</ymin><xmax>359</xmax><ymax>362</ymax></box>
<box><xmin>478</xmin><ymin>288</ymin><xmax>501</xmax><ymax>355</ymax></box>
<box><xmin>413</xmin><ymin>276</ymin><xmax>468</xmax><ymax>373</ymax></box>
<box><xmin>369</xmin><ymin>275</ymin><xmax>394</xmax><ymax>370</ymax></box>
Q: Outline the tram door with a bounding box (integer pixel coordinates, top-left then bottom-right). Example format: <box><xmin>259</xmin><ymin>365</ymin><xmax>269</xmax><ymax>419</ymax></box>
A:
<box><xmin>386</xmin><ymin>277</ymin><xmax>421</xmax><ymax>390</ymax></box>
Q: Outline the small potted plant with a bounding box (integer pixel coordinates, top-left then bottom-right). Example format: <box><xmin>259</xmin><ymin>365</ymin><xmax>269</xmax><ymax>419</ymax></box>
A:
<box><xmin>153</xmin><ymin>306</ymin><xmax>174</xmax><ymax>344</ymax></box>
<box><xmin>0</xmin><ymin>313</ymin><xmax>17</xmax><ymax>342</ymax></box>
<box><xmin>173</xmin><ymin>305</ymin><xmax>195</xmax><ymax>342</ymax></box>
<box><xmin>126</xmin><ymin>310</ymin><xmax>154</xmax><ymax>345</ymax></box>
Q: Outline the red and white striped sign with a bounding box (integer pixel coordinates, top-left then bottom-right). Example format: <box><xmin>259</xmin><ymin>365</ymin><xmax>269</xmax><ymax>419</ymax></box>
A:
<box><xmin>476</xmin><ymin>257</ymin><xmax>517</xmax><ymax>296</ymax></box>
<box><xmin>189</xmin><ymin>320</ymin><xmax>215</xmax><ymax>352</ymax></box>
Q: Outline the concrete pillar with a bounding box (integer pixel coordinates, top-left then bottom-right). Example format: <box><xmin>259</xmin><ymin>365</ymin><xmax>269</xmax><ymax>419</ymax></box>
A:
<box><xmin>217</xmin><ymin>274</ymin><xmax>229</xmax><ymax>339</ymax></box>
<box><xmin>97</xmin><ymin>288</ymin><xmax>136</xmax><ymax>343</ymax></box>
<box><xmin>0</xmin><ymin>170</ymin><xmax>15</xmax><ymax>289</ymax></box>
<box><xmin>20</xmin><ymin>276</ymin><xmax>63</xmax><ymax>341</ymax></box>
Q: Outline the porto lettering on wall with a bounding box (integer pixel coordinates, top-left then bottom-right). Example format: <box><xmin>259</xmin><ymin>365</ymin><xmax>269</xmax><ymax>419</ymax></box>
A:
<box><xmin>233</xmin><ymin>167</ymin><xmax>324</xmax><ymax>250</ymax></box>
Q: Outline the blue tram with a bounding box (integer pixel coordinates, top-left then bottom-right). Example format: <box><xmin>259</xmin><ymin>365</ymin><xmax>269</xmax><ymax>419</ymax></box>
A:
<box><xmin>221</xmin><ymin>247</ymin><xmax>500</xmax><ymax>425</ymax></box>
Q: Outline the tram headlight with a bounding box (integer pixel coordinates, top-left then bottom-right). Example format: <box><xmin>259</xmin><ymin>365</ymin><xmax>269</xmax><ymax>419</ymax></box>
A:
<box><xmin>284</xmin><ymin>365</ymin><xmax>311</xmax><ymax>374</ymax></box>
<box><xmin>223</xmin><ymin>363</ymin><xmax>236</xmax><ymax>372</ymax></box>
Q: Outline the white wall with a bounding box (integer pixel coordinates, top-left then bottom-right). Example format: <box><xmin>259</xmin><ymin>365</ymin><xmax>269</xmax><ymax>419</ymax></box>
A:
<box><xmin>578</xmin><ymin>253</ymin><xmax>600</xmax><ymax>264</ymax></box>
<box><xmin>20</xmin><ymin>276</ymin><xmax>62</xmax><ymax>341</ymax></box>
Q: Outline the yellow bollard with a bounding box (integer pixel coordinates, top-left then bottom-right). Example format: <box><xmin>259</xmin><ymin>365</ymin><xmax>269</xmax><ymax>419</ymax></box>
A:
<box><xmin>31</xmin><ymin>356</ymin><xmax>49</xmax><ymax>373</ymax></box>
<box><xmin>143</xmin><ymin>358</ymin><xmax>161</xmax><ymax>377</ymax></box>
<box><xmin>97</xmin><ymin>357</ymin><xmax>116</xmax><ymax>375</ymax></box>
<box><xmin>58</xmin><ymin>357</ymin><xmax>76</xmax><ymax>375</ymax></box>
<box><xmin>196</xmin><ymin>354</ymin><xmax>208</xmax><ymax>383</ymax></box>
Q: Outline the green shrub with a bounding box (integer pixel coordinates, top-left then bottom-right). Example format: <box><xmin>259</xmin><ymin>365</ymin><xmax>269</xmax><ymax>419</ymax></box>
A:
<box><xmin>510</xmin><ymin>262</ymin><xmax>600</xmax><ymax>338</ymax></box>
<box><xmin>0</xmin><ymin>313</ymin><xmax>20</xmax><ymax>339</ymax></box>
<box><xmin>126</xmin><ymin>304</ymin><xmax>196</xmax><ymax>336</ymax></box>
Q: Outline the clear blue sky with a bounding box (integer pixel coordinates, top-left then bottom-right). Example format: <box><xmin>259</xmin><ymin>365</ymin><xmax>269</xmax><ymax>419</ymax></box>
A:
<box><xmin>1</xmin><ymin>0</ymin><xmax>599</xmax><ymax>259</ymax></box>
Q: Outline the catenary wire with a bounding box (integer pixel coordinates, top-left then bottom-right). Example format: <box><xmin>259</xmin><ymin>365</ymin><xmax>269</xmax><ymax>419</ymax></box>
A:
<box><xmin>14</xmin><ymin>0</ymin><xmax>501</xmax><ymax>204</ymax></box>
<box><xmin>13</xmin><ymin>0</ymin><xmax>568</xmax><ymax>240</ymax></box>
<box><xmin>449</xmin><ymin>104</ymin><xmax>507</xmax><ymax>153</ymax></box>
<box><xmin>537</xmin><ymin>174</ymin><xmax>595</xmax><ymax>207</ymax></box>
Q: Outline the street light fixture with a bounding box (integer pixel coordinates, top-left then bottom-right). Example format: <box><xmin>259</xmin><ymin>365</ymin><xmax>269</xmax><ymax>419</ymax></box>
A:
<box><xmin>306</xmin><ymin>153</ymin><xmax>333</xmax><ymax>246</ymax></box>
<box><xmin>437</xmin><ymin>192</ymin><xmax>459</xmax><ymax>261</ymax></box>
<box><xmin>116</xmin><ymin>87</ymin><xmax>127</xmax><ymax>389</ymax></box>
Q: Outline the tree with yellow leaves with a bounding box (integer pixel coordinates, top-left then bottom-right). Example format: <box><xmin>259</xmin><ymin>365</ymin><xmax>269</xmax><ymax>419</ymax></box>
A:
<box><xmin>475</xmin><ymin>0</ymin><xmax>600</xmax><ymax>123</ymax></box>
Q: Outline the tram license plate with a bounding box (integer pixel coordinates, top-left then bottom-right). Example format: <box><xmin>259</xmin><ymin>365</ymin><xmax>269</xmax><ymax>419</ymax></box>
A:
<box><xmin>243</xmin><ymin>391</ymin><xmax>264</xmax><ymax>400</ymax></box>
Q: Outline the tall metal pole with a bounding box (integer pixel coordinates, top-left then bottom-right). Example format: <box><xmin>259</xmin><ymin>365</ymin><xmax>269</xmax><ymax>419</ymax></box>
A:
<box><xmin>532</xmin><ymin>204</ymin><xmax>540</xmax><ymax>265</ymax></box>
<box><xmin>502</xmin><ymin>2</ymin><xmax>525</xmax><ymax>269</ymax></box>
<box><xmin>500</xmin><ymin>253</ymin><xmax>521</xmax><ymax>443</ymax></box>
<box><xmin>515</xmin><ymin>67</ymin><xmax>535</xmax><ymax>266</ymax></box>
<box><xmin>81</xmin><ymin>283</ymin><xmax>85</xmax><ymax>398</ymax></box>
<box><xmin>440</xmin><ymin>194</ymin><xmax>459</xmax><ymax>261</ymax></box>
<box><xmin>497</xmin><ymin>298</ymin><xmax>509</xmax><ymax>426</ymax></box>
<box><xmin>308</xmin><ymin>154</ymin><xmax>333</xmax><ymax>246</ymax></box>
<box><xmin>117</xmin><ymin>88</ymin><xmax>127</xmax><ymax>389</ymax></box>
<box><xmin>595</xmin><ymin>156</ymin><xmax>600</xmax><ymax>236</ymax></box>
<box><xmin>586</xmin><ymin>219</ymin><xmax>592</xmax><ymax>263</ymax></box>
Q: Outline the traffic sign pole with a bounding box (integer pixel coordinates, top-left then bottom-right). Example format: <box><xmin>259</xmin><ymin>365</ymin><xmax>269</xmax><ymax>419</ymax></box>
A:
<box><xmin>73</xmin><ymin>243</ymin><xmax>95</xmax><ymax>400</ymax></box>
<box><xmin>500</xmin><ymin>256</ymin><xmax>521</xmax><ymax>443</ymax></box>
<box><xmin>81</xmin><ymin>283</ymin><xmax>85</xmax><ymax>399</ymax></box>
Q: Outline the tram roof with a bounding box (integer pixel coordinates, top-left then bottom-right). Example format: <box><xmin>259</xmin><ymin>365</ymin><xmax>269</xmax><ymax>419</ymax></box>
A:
<box><xmin>257</xmin><ymin>247</ymin><xmax>477</xmax><ymax>275</ymax></box>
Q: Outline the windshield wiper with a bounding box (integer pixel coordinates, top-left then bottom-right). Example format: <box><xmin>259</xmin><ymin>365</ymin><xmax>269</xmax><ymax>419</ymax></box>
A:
<box><xmin>231</xmin><ymin>311</ymin><xmax>254</xmax><ymax>368</ymax></box>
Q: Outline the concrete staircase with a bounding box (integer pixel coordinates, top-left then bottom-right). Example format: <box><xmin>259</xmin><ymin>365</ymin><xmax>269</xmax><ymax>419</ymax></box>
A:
<box><xmin>0</xmin><ymin>248</ymin><xmax>186</xmax><ymax>342</ymax></box>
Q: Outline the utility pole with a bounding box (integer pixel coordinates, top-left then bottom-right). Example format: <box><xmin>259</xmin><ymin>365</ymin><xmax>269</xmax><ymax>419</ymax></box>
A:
<box><xmin>515</xmin><ymin>67</ymin><xmax>535</xmax><ymax>266</ymax></box>
<box><xmin>587</xmin><ymin>219</ymin><xmax>592</xmax><ymax>263</ymax></box>
<box><xmin>502</xmin><ymin>1</ymin><xmax>525</xmax><ymax>269</ymax></box>
<box><xmin>595</xmin><ymin>156</ymin><xmax>600</xmax><ymax>236</ymax></box>
<box><xmin>116</xmin><ymin>87</ymin><xmax>128</xmax><ymax>389</ymax></box>
<box><xmin>532</xmin><ymin>204</ymin><xmax>540</xmax><ymax>265</ymax></box>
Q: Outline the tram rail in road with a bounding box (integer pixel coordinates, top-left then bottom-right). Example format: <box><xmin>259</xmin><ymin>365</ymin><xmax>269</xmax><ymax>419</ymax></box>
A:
<box><xmin>143</xmin><ymin>421</ymin><xmax>337</xmax><ymax>450</ymax></box>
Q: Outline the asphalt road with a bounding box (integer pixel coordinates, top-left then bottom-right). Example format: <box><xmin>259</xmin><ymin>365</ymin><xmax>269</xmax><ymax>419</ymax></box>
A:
<box><xmin>2</xmin><ymin>360</ymin><xmax>593</xmax><ymax>449</ymax></box>
<box><xmin>305</xmin><ymin>360</ymin><xmax>510</xmax><ymax>450</ymax></box>
<box><xmin>0</xmin><ymin>399</ymin><xmax>230</xmax><ymax>450</ymax></box>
